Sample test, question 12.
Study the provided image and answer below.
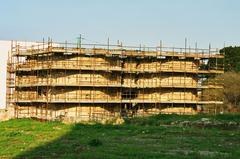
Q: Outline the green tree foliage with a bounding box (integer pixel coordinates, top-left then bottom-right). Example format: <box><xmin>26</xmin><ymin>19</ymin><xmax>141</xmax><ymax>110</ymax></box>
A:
<box><xmin>207</xmin><ymin>46</ymin><xmax>240</xmax><ymax>72</ymax></box>
<box><xmin>223</xmin><ymin>72</ymin><xmax>240</xmax><ymax>109</ymax></box>
<box><xmin>220</xmin><ymin>46</ymin><xmax>240</xmax><ymax>72</ymax></box>
<box><xmin>220</xmin><ymin>47</ymin><xmax>240</xmax><ymax>110</ymax></box>
<box><xmin>203</xmin><ymin>47</ymin><xmax>240</xmax><ymax>112</ymax></box>
<box><xmin>202</xmin><ymin>72</ymin><xmax>240</xmax><ymax>112</ymax></box>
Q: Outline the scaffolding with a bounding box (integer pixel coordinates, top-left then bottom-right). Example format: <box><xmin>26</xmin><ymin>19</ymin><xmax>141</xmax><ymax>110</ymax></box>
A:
<box><xmin>6</xmin><ymin>39</ymin><xmax>224</xmax><ymax>122</ymax></box>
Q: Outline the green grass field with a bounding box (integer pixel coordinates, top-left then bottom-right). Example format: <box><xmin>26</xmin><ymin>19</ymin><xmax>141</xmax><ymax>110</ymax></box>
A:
<box><xmin>0</xmin><ymin>114</ymin><xmax>239</xmax><ymax>159</ymax></box>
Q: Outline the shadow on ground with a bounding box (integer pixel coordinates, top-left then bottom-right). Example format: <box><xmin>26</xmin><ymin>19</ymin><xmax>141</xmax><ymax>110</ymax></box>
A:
<box><xmin>14</xmin><ymin>123</ymin><xmax>110</xmax><ymax>159</ymax></box>
<box><xmin>13</xmin><ymin>115</ymin><xmax>240</xmax><ymax>159</ymax></box>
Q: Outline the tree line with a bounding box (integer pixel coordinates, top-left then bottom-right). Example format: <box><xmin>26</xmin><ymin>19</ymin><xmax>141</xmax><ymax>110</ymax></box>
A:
<box><xmin>204</xmin><ymin>46</ymin><xmax>240</xmax><ymax>113</ymax></box>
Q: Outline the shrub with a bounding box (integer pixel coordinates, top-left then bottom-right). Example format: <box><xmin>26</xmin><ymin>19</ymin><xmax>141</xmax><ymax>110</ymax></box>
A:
<box><xmin>88</xmin><ymin>138</ymin><xmax>103</xmax><ymax>147</ymax></box>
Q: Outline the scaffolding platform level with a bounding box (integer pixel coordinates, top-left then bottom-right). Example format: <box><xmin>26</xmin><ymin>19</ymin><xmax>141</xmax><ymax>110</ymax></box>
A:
<box><xmin>6</xmin><ymin>39</ymin><xmax>224</xmax><ymax>122</ymax></box>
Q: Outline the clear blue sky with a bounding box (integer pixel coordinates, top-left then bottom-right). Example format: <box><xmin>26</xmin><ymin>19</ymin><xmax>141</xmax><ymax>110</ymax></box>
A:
<box><xmin>0</xmin><ymin>0</ymin><xmax>239</xmax><ymax>48</ymax></box>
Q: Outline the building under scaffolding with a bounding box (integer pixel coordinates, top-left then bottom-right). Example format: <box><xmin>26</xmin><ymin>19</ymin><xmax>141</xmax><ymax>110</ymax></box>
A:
<box><xmin>6</xmin><ymin>40</ymin><xmax>224</xmax><ymax>122</ymax></box>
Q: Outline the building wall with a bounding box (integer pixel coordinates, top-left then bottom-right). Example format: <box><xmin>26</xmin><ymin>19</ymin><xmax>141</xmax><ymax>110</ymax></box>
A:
<box><xmin>0</xmin><ymin>41</ymin><xmax>11</xmax><ymax>109</ymax></box>
<box><xmin>9</xmin><ymin>42</ymin><xmax>224</xmax><ymax>122</ymax></box>
<box><xmin>15</xmin><ymin>104</ymin><xmax>121</xmax><ymax>123</ymax></box>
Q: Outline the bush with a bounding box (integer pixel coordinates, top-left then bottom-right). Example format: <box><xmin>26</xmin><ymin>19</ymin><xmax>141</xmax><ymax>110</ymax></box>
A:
<box><xmin>88</xmin><ymin>139</ymin><xmax>103</xmax><ymax>147</ymax></box>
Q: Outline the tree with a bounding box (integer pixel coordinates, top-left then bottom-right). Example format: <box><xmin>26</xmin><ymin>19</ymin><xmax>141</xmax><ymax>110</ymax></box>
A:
<box><xmin>220</xmin><ymin>46</ymin><xmax>240</xmax><ymax>72</ymax></box>
<box><xmin>202</xmin><ymin>72</ymin><xmax>240</xmax><ymax>112</ymax></box>
<box><xmin>223</xmin><ymin>72</ymin><xmax>240</xmax><ymax>109</ymax></box>
<box><xmin>204</xmin><ymin>47</ymin><xmax>240</xmax><ymax>112</ymax></box>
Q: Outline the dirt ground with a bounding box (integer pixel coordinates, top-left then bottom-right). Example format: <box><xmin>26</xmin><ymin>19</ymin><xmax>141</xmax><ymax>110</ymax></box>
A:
<box><xmin>0</xmin><ymin>109</ymin><xmax>8</xmax><ymax>121</ymax></box>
